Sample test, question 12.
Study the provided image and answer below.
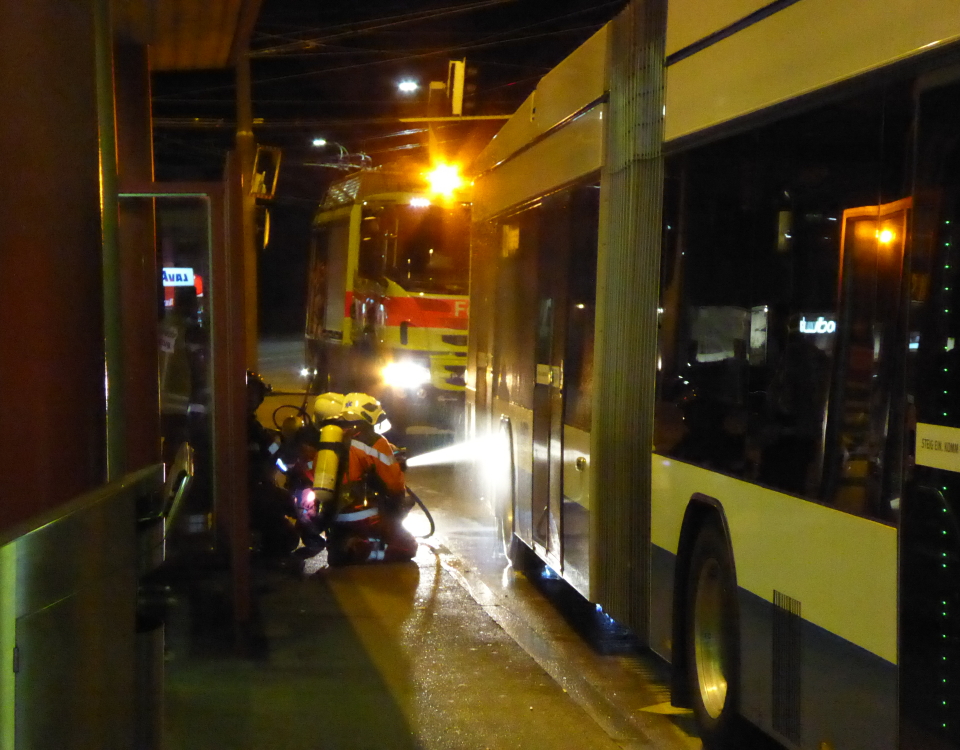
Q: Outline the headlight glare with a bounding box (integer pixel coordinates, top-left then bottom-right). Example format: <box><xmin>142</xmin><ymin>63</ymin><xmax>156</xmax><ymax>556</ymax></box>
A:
<box><xmin>382</xmin><ymin>361</ymin><xmax>431</xmax><ymax>390</ymax></box>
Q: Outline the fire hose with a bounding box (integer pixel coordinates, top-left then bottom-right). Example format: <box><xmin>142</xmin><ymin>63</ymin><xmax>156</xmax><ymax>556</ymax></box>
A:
<box><xmin>406</xmin><ymin>487</ymin><xmax>435</xmax><ymax>539</ymax></box>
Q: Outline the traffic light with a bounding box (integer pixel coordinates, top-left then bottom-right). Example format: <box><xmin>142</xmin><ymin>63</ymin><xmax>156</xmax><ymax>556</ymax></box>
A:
<box><xmin>447</xmin><ymin>59</ymin><xmax>479</xmax><ymax>116</ymax></box>
<box><xmin>462</xmin><ymin>63</ymin><xmax>478</xmax><ymax>115</ymax></box>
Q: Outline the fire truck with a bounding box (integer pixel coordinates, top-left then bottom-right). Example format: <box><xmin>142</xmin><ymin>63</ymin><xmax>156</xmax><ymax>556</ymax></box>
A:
<box><xmin>305</xmin><ymin>162</ymin><xmax>470</xmax><ymax>433</ymax></box>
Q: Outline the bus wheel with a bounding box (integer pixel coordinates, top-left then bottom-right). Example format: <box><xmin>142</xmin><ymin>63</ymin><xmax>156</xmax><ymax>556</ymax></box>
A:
<box><xmin>685</xmin><ymin>521</ymin><xmax>740</xmax><ymax>749</ymax></box>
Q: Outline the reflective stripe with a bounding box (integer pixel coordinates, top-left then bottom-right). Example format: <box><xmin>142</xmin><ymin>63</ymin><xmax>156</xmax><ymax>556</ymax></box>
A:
<box><xmin>351</xmin><ymin>439</ymin><xmax>395</xmax><ymax>466</ymax></box>
<box><xmin>336</xmin><ymin>508</ymin><xmax>378</xmax><ymax>522</ymax></box>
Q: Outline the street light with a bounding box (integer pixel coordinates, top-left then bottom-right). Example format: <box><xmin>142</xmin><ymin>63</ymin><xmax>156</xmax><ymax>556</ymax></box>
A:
<box><xmin>311</xmin><ymin>137</ymin><xmax>347</xmax><ymax>158</ymax></box>
<box><xmin>306</xmin><ymin>137</ymin><xmax>371</xmax><ymax>171</ymax></box>
<box><xmin>398</xmin><ymin>80</ymin><xmax>419</xmax><ymax>94</ymax></box>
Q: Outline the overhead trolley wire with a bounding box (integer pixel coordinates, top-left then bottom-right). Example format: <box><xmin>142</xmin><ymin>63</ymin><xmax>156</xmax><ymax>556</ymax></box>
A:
<box><xmin>154</xmin><ymin>22</ymin><xmax>608</xmax><ymax>100</ymax></box>
<box><xmin>251</xmin><ymin>0</ymin><xmax>519</xmax><ymax>57</ymax></box>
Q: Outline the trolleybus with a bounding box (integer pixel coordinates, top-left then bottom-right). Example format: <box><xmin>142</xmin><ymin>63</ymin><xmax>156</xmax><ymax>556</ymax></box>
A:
<box><xmin>306</xmin><ymin>163</ymin><xmax>470</xmax><ymax>431</ymax></box>
<box><xmin>466</xmin><ymin>2</ymin><xmax>960</xmax><ymax>748</ymax></box>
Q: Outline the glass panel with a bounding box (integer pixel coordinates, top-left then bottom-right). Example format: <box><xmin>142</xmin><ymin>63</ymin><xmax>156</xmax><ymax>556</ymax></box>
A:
<box><xmin>156</xmin><ymin>198</ymin><xmax>214</xmax><ymax>516</ymax></box>
<box><xmin>493</xmin><ymin>204</ymin><xmax>540</xmax><ymax>409</ymax></box>
<box><xmin>657</xmin><ymin>88</ymin><xmax>903</xmax><ymax>518</ymax></box>
<box><xmin>563</xmin><ymin>184</ymin><xmax>600</xmax><ymax>433</ymax></box>
<box><xmin>359</xmin><ymin>203</ymin><xmax>470</xmax><ymax>294</ymax></box>
<box><xmin>821</xmin><ymin>199</ymin><xmax>908</xmax><ymax>518</ymax></box>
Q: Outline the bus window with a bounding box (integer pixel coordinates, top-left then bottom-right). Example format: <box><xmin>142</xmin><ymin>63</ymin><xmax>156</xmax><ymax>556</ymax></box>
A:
<box><xmin>657</xmin><ymin>89</ymin><xmax>896</xmax><ymax>510</ymax></box>
<box><xmin>493</xmin><ymin>205</ymin><xmax>540</xmax><ymax>408</ymax></box>
<box><xmin>563</xmin><ymin>184</ymin><xmax>600</xmax><ymax>432</ymax></box>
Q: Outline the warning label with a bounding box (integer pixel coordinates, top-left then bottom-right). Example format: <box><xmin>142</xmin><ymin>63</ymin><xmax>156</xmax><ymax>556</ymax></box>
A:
<box><xmin>916</xmin><ymin>423</ymin><xmax>960</xmax><ymax>472</ymax></box>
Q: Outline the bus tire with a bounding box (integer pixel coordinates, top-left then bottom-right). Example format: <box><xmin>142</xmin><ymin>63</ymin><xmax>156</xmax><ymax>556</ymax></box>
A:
<box><xmin>684</xmin><ymin>520</ymin><xmax>740</xmax><ymax>749</ymax></box>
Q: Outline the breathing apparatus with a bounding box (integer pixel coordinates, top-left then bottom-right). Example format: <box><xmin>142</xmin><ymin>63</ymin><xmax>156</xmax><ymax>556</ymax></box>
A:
<box><xmin>304</xmin><ymin>390</ymin><xmax>435</xmax><ymax>538</ymax></box>
<box><xmin>312</xmin><ymin>392</ymin><xmax>347</xmax><ymax>506</ymax></box>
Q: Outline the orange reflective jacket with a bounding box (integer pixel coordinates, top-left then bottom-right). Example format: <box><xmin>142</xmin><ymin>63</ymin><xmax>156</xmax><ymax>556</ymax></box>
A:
<box><xmin>345</xmin><ymin>433</ymin><xmax>405</xmax><ymax>497</ymax></box>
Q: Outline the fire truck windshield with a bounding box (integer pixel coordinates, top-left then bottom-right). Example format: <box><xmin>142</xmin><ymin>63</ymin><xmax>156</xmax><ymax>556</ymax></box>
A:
<box><xmin>359</xmin><ymin>202</ymin><xmax>469</xmax><ymax>295</ymax></box>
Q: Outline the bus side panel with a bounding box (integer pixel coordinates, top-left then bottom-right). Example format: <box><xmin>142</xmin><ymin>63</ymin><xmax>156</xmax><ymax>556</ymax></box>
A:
<box><xmin>473</xmin><ymin>105</ymin><xmax>604</xmax><ymax>224</ymax></box>
<box><xmin>666</xmin><ymin>0</ymin><xmax>770</xmax><ymax>57</ymax></box>
<box><xmin>738</xmin><ymin>590</ymin><xmax>897</xmax><ymax>750</ymax></box>
<box><xmin>649</xmin><ymin>543</ymin><xmax>675</xmax><ymax>661</ymax></box>
<box><xmin>561</xmin><ymin>425</ymin><xmax>591</xmax><ymax>596</ymax></box>
<box><xmin>650</xmin><ymin>542</ymin><xmax>896</xmax><ymax>750</ymax></box>
<box><xmin>652</xmin><ymin>457</ymin><xmax>897</xmax><ymax>662</ymax></box>
<box><xmin>652</xmin><ymin>457</ymin><xmax>898</xmax><ymax>748</ymax></box>
<box><xmin>472</xmin><ymin>27</ymin><xmax>607</xmax><ymax>176</ymax></box>
<box><xmin>665</xmin><ymin>0</ymin><xmax>960</xmax><ymax>142</ymax></box>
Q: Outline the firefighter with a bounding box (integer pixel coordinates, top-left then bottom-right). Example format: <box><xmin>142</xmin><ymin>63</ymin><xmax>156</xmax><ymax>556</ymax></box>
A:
<box><xmin>319</xmin><ymin>393</ymin><xmax>417</xmax><ymax>566</ymax></box>
<box><xmin>279</xmin><ymin>393</ymin><xmax>347</xmax><ymax>551</ymax></box>
<box><xmin>246</xmin><ymin>371</ymin><xmax>300</xmax><ymax>559</ymax></box>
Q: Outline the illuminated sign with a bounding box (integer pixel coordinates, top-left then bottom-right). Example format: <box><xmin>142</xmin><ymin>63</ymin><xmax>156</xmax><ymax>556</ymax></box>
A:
<box><xmin>917</xmin><ymin>423</ymin><xmax>960</xmax><ymax>472</ymax></box>
<box><xmin>162</xmin><ymin>267</ymin><xmax>195</xmax><ymax>287</ymax></box>
<box><xmin>799</xmin><ymin>316</ymin><xmax>836</xmax><ymax>334</ymax></box>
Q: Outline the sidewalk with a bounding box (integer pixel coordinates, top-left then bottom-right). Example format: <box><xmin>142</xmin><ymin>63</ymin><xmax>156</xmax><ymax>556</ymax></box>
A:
<box><xmin>163</xmin><ymin>545</ymin><xmax>644</xmax><ymax>750</ymax></box>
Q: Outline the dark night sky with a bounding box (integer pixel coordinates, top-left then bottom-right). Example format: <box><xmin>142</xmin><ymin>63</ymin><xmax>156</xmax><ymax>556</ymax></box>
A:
<box><xmin>151</xmin><ymin>0</ymin><xmax>626</xmax><ymax>333</ymax></box>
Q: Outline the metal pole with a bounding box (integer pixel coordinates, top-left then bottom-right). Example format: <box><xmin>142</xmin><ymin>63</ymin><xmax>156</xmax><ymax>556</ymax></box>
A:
<box><xmin>95</xmin><ymin>0</ymin><xmax>126</xmax><ymax>479</ymax></box>
<box><xmin>236</xmin><ymin>52</ymin><xmax>259</xmax><ymax>369</ymax></box>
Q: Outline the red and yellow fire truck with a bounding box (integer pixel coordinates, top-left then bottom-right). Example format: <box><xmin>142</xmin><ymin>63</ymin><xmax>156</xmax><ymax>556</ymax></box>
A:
<box><xmin>305</xmin><ymin>161</ymin><xmax>470</xmax><ymax>432</ymax></box>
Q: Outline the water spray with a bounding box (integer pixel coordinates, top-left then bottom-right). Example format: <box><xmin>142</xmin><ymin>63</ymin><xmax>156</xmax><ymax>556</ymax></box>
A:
<box><xmin>405</xmin><ymin>436</ymin><xmax>497</xmax><ymax>469</ymax></box>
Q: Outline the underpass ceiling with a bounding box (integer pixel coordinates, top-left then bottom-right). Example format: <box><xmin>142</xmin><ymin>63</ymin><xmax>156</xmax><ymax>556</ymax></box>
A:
<box><xmin>114</xmin><ymin>0</ymin><xmax>260</xmax><ymax>70</ymax></box>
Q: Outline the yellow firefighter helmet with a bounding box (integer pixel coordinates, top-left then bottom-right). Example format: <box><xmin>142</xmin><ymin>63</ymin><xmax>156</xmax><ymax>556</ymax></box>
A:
<box><xmin>343</xmin><ymin>392</ymin><xmax>390</xmax><ymax>434</ymax></box>
<box><xmin>313</xmin><ymin>392</ymin><xmax>345</xmax><ymax>424</ymax></box>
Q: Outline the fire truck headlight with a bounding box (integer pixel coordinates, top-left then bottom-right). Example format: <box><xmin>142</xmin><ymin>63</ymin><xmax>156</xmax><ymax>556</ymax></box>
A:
<box><xmin>383</xmin><ymin>361</ymin><xmax>431</xmax><ymax>390</ymax></box>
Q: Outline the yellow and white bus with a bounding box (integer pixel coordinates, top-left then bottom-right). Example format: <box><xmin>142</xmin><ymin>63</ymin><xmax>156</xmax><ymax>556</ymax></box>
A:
<box><xmin>467</xmin><ymin>2</ymin><xmax>960</xmax><ymax>748</ymax></box>
<box><xmin>306</xmin><ymin>163</ymin><xmax>470</xmax><ymax>431</ymax></box>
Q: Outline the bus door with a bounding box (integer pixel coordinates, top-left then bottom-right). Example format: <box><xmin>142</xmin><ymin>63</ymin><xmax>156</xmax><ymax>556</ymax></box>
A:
<box><xmin>822</xmin><ymin>198</ymin><xmax>909</xmax><ymax>518</ymax></box>
<box><xmin>558</xmin><ymin>184</ymin><xmax>600</xmax><ymax>592</ymax></box>
<box><xmin>531</xmin><ymin>193</ymin><xmax>571</xmax><ymax>562</ymax></box>
<box><xmin>900</xmin><ymin>76</ymin><xmax>960</xmax><ymax>750</ymax></box>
